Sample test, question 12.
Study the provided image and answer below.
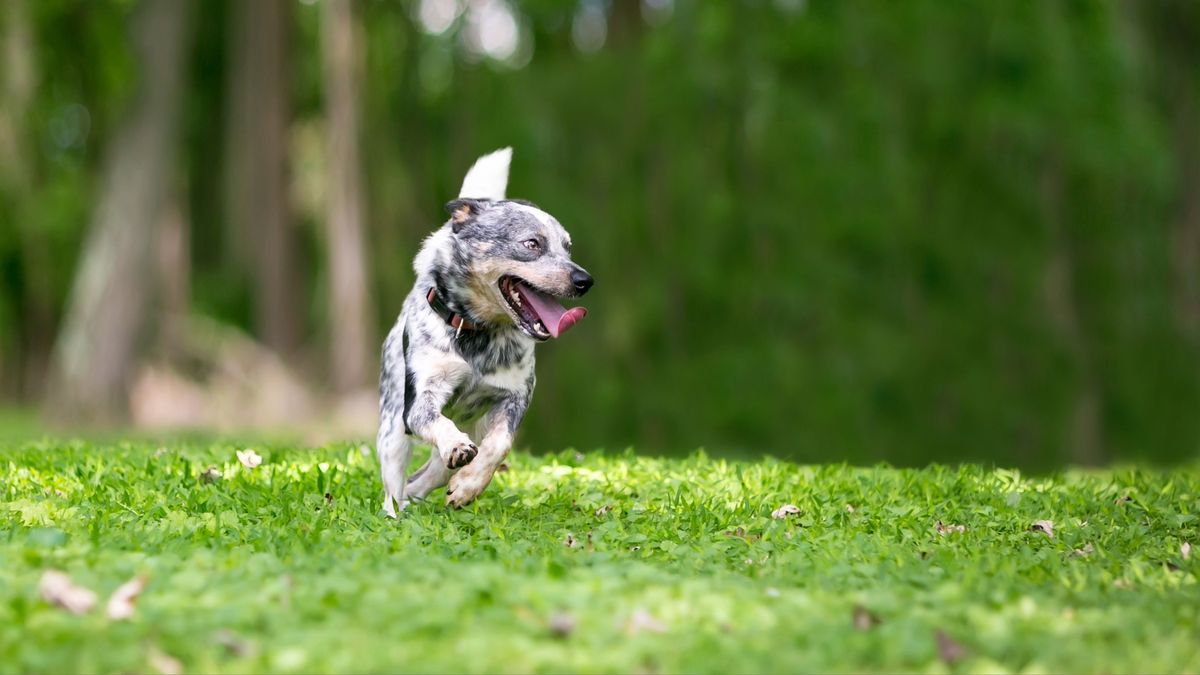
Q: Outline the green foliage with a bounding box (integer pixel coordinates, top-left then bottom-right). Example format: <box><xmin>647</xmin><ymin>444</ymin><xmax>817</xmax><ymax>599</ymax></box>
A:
<box><xmin>2</xmin><ymin>1</ymin><xmax>1199</xmax><ymax>466</ymax></box>
<box><xmin>2</xmin><ymin>441</ymin><xmax>1199</xmax><ymax>673</ymax></box>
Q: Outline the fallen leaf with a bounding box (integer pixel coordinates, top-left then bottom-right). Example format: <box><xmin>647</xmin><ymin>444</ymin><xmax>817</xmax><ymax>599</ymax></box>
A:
<box><xmin>935</xmin><ymin>629</ymin><xmax>968</xmax><ymax>664</ymax></box>
<box><xmin>199</xmin><ymin>466</ymin><xmax>222</xmax><ymax>483</ymax></box>
<box><xmin>564</xmin><ymin>533</ymin><xmax>577</xmax><ymax>548</ymax></box>
<box><xmin>852</xmin><ymin>604</ymin><xmax>881</xmax><ymax>631</ymax></box>
<box><xmin>1071</xmin><ymin>543</ymin><xmax>1094</xmax><ymax>558</ymax></box>
<box><xmin>594</xmin><ymin>504</ymin><xmax>612</xmax><ymax>517</ymax></box>
<box><xmin>149</xmin><ymin>648</ymin><xmax>182</xmax><ymax>675</ymax></box>
<box><xmin>845</xmin><ymin>504</ymin><xmax>855</xmax><ymax>513</ymax></box>
<box><xmin>771</xmin><ymin>504</ymin><xmax>801</xmax><ymax>519</ymax></box>
<box><xmin>548</xmin><ymin>612</ymin><xmax>576</xmax><ymax>638</ymax></box>
<box><xmin>1182</xmin><ymin>542</ymin><xmax>1191</xmax><ymax>561</ymax></box>
<box><xmin>936</xmin><ymin>520</ymin><xmax>966</xmax><ymax>536</ymax></box>
<box><xmin>213</xmin><ymin>629</ymin><xmax>253</xmax><ymax>657</ymax></box>
<box><xmin>1030</xmin><ymin>520</ymin><xmax>1055</xmax><ymax>539</ymax></box>
<box><xmin>723</xmin><ymin>526</ymin><xmax>761</xmax><ymax>542</ymax></box>
<box><xmin>106</xmin><ymin>575</ymin><xmax>148</xmax><ymax>620</ymax></box>
<box><xmin>625</xmin><ymin>608</ymin><xmax>668</xmax><ymax>635</ymax></box>
<box><xmin>236</xmin><ymin>449</ymin><xmax>262</xmax><ymax>469</ymax></box>
<box><xmin>39</xmin><ymin>570</ymin><xmax>97</xmax><ymax>615</ymax></box>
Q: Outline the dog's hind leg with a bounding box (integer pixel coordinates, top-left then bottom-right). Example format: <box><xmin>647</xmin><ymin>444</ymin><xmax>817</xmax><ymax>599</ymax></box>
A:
<box><xmin>377</xmin><ymin>322</ymin><xmax>412</xmax><ymax>518</ymax></box>
<box><xmin>405</xmin><ymin>448</ymin><xmax>452</xmax><ymax>501</ymax></box>
<box><xmin>378</xmin><ymin>430</ymin><xmax>411</xmax><ymax>518</ymax></box>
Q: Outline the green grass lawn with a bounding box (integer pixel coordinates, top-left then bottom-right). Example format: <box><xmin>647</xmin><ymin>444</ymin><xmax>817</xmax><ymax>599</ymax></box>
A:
<box><xmin>2</xmin><ymin>440</ymin><xmax>1198</xmax><ymax>673</ymax></box>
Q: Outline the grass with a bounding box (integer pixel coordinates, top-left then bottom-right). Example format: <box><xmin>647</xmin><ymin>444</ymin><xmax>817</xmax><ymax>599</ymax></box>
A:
<box><xmin>1</xmin><ymin>440</ymin><xmax>1198</xmax><ymax>674</ymax></box>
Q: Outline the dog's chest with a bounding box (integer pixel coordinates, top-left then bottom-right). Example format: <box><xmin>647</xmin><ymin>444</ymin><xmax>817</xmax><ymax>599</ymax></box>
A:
<box><xmin>443</xmin><ymin>359</ymin><xmax>533</xmax><ymax>424</ymax></box>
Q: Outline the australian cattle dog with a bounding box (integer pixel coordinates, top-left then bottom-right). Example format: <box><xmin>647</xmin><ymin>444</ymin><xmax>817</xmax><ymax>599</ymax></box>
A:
<box><xmin>376</xmin><ymin>148</ymin><xmax>593</xmax><ymax>515</ymax></box>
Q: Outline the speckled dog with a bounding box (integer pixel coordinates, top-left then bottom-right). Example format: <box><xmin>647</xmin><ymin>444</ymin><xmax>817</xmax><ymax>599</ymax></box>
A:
<box><xmin>376</xmin><ymin>148</ymin><xmax>593</xmax><ymax>515</ymax></box>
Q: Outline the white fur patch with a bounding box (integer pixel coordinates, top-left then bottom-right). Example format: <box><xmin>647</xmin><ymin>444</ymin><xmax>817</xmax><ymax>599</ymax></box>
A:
<box><xmin>482</xmin><ymin>364</ymin><xmax>529</xmax><ymax>391</ymax></box>
<box><xmin>459</xmin><ymin>147</ymin><xmax>512</xmax><ymax>201</ymax></box>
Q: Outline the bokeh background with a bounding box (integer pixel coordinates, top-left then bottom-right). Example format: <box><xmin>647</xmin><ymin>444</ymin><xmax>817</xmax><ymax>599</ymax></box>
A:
<box><xmin>1</xmin><ymin>0</ymin><xmax>1198</xmax><ymax>470</ymax></box>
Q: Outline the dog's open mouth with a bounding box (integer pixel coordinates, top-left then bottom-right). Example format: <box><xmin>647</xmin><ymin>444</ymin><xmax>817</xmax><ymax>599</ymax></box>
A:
<box><xmin>499</xmin><ymin>276</ymin><xmax>587</xmax><ymax>340</ymax></box>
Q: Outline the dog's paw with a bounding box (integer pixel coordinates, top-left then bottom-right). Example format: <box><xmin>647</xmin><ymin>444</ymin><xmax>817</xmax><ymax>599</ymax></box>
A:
<box><xmin>445</xmin><ymin>472</ymin><xmax>487</xmax><ymax>509</ymax></box>
<box><xmin>445</xmin><ymin>442</ymin><xmax>478</xmax><ymax>469</ymax></box>
<box><xmin>382</xmin><ymin>495</ymin><xmax>409</xmax><ymax>519</ymax></box>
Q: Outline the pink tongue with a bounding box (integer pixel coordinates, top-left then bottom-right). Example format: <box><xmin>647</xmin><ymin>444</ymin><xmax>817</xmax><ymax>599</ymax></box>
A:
<box><xmin>518</xmin><ymin>284</ymin><xmax>587</xmax><ymax>338</ymax></box>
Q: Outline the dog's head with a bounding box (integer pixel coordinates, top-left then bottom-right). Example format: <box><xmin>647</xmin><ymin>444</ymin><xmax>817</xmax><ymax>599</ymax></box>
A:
<box><xmin>438</xmin><ymin>149</ymin><xmax>592</xmax><ymax>341</ymax></box>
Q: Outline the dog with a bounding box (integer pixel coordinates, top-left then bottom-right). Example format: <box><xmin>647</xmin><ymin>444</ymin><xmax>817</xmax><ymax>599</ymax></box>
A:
<box><xmin>376</xmin><ymin>148</ymin><xmax>593</xmax><ymax>515</ymax></box>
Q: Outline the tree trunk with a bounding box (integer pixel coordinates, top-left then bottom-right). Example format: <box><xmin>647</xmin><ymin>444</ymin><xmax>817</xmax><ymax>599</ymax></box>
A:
<box><xmin>321</xmin><ymin>0</ymin><xmax>375</xmax><ymax>393</ymax></box>
<box><xmin>47</xmin><ymin>0</ymin><xmax>191</xmax><ymax>422</ymax></box>
<box><xmin>0</xmin><ymin>0</ymin><xmax>37</xmax><ymax>399</ymax></box>
<box><xmin>155</xmin><ymin>186</ymin><xmax>190</xmax><ymax>361</ymax></box>
<box><xmin>1040</xmin><ymin>150</ymin><xmax>1105</xmax><ymax>466</ymax></box>
<box><xmin>224</xmin><ymin>0</ymin><xmax>300</xmax><ymax>356</ymax></box>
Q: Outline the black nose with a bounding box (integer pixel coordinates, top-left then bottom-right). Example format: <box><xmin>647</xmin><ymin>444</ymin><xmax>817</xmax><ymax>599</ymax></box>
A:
<box><xmin>571</xmin><ymin>269</ymin><xmax>594</xmax><ymax>295</ymax></box>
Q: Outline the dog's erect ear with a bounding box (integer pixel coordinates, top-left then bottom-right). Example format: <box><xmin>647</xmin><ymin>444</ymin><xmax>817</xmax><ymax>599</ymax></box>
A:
<box><xmin>458</xmin><ymin>147</ymin><xmax>512</xmax><ymax>201</ymax></box>
<box><xmin>445</xmin><ymin>198</ymin><xmax>490</xmax><ymax>233</ymax></box>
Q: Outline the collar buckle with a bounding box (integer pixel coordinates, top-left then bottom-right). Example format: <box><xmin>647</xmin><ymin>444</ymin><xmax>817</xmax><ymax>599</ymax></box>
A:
<box><xmin>427</xmin><ymin>286</ymin><xmax>477</xmax><ymax>335</ymax></box>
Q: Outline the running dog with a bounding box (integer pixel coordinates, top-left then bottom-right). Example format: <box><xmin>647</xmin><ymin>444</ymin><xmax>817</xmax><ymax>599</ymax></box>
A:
<box><xmin>376</xmin><ymin>148</ymin><xmax>593</xmax><ymax>515</ymax></box>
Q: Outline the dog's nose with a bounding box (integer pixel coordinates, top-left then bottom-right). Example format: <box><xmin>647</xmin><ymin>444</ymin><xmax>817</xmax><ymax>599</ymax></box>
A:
<box><xmin>571</xmin><ymin>269</ymin><xmax>594</xmax><ymax>295</ymax></box>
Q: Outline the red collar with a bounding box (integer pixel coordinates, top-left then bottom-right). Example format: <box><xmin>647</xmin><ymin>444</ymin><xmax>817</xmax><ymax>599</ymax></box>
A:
<box><xmin>426</xmin><ymin>287</ymin><xmax>480</xmax><ymax>334</ymax></box>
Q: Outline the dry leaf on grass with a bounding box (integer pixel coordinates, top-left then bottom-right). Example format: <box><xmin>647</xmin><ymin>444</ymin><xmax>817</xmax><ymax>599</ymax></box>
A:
<box><xmin>39</xmin><ymin>570</ymin><xmax>97</xmax><ymax>615</ymax></box>
<box><xmin>106</xmin><ymin>575</ymin><xmax>148</xmax><ymax>620</ymax></box>
<box><xmin>149</xmin><ymin>648</ymin><xmax>183</xmax><ymax>675</ymax></box>
<box><xmin>852</xmin><ymin>604</ymin><xmax>881</xmax><ymax>631</ymax></box>
<box><xmin>936</xmin><ymin>521</ymin><xmax>966</xmax><ymax>536</ymax></box>
<box><xmin>595</xmin><ymin>504</ymin><xmax>612</xmax><ymax>517</ymax></box>
<box><xmin>236</xmin><ymin>449</ymin><xmax>262</xmax><ymax>469</ymax></box>
<box><xmin>935</xmin><ymin>629</ymin><xmax>968</xmax><ymax>664</ymax></box>
<box><xmin>213</xmin><ymin>629</ymin><xmax>254</xmax><ymax>657</ymax></box>
<box><xmin>1030</xmin><ymin>520</ymin><xmax>1055</xmax><ymax>539</ymax></box>
<box><xmin>564</xmin><ymin>533</ymin><xmax>577</xmax><ymax>548</ymax></box>
<box><xmin>625</xmin><ymin>608</ymin><xmax>668</xmax><ymax>635</ymax></box>
<box><xmin>771</xmin><ymin>504</ymin><xmax>801</xmax><ymax>519</ymax></box>
<box><xmin>723</xmin><ymin>526</ymin><xmax>761</xmax><ymax>542</ymax></box>
<box><xmin>548</xmin><ymin>612</ymin><xmax>576</xmax><ymax>638</ymax></box>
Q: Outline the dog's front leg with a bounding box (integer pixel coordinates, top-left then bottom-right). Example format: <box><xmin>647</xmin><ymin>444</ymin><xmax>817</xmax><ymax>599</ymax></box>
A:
<box><xmin>406</xmin><ymin>352</ymin><xmax>479</xmax><ymax>470</ymax></box>
<box><xmin>446</xmin><ymin>396</ymin><xmax>526</xmax><ymax>508</ymax></box>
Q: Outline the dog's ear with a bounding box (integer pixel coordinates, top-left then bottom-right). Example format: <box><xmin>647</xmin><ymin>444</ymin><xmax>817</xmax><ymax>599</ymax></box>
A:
<box><xmin>445</xmin><ymin>198</ymin><xmax>490</xmax><ymax>233</ymax></box>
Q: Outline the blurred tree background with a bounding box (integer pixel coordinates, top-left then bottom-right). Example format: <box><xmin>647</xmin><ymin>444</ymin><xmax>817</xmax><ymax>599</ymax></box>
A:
<box><xmin>0</xmin><ymin>0</ymin><xmax>1198</xmax><ymax>470</ymax></box>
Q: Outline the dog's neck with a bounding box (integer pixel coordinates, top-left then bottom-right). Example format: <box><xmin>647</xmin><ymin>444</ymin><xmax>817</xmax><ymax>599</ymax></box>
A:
<box><xmin>428</xmin><ymin>252</ymin><xmax>514</xmax><ymax>335</ymax></box>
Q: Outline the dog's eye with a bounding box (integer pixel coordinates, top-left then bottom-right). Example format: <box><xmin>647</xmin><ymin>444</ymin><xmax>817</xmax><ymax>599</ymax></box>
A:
<box><xmin>522</xmin><ymin>239</ymin><xmax>540</xmax><ymax>251</ymax></box>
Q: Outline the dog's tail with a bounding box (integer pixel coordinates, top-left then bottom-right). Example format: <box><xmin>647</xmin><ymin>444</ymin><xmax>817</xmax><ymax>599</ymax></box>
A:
<box><xmin>458</xmin><ymin>147</ymin><xmax>512</xmax><ymax>201</ymax></box>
